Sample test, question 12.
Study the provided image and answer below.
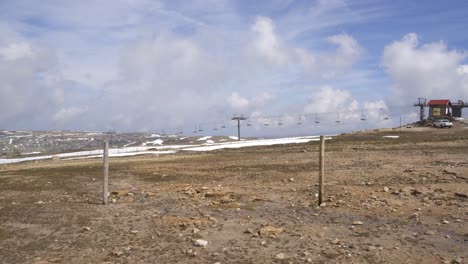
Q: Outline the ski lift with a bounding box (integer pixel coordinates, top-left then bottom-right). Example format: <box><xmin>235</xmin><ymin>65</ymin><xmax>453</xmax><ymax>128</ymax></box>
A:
<box><xmin>336</xmin><ymin>113</ymin><xmax>341</xmax><ymax>123</ymax></box>
<box><xmin>246</xmin><ymin>119</ymin><xmax>252</xmax><ymax>126</ymax></box>
<box><xmin>297</xmin><ymin>116</ymin><xmax>303</xmax><ymax>125</ymax></box>
<box><xmin>213</xmin><ymin>127</ymin><xmax>218</xmax><ymax>131</ymax></box>
<box><xmin>315</xmin><ymin>113</ymin><xmax>320</xmax><ymax>124</ymax></box>
<box><xmin>221</xmin><ymin>124</ymin><xmax>226</xmax><ymax>129</ymax></box>
<box><xmin>384</xmin><ymin>116</ymin><xmax>389</xmax><ymax>120</ymax></box>
<box><xmin>278</xmin><ymin>120</ymin><xmax>283</xmax><ymax>126</ymax></box>
<box><xmin>360</xmin><ymin>112</ymin><xmax>367</xmax><ymax>121</ymax></box>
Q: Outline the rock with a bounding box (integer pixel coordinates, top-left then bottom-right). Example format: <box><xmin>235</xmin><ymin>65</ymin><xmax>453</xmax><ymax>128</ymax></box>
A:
<box><xmin>192</xmin><ymin>228</ymin><xmax>200</xmax><ymax>234</ymax></box>
<box><xmin>259</xmin><ymin>226</ymin><xmax>284</xmax><ymax>236</ymax></box>
<box><xmin>352</xmin><ymin>221</ymin><xmax>363</xmax><ymax>225</ymax></box>
<box><xmin>111</xmin><ymin>190</ymin><xmax>129</xmax><ymax>196</ymax></box>
<box><xmin>383</xmin><ymin>187</ymin><xmax>390</xmax><ymax>192</ymax></box>
<box><xmin>208</xmin><ymin>216</ymin><xmax>218</xmax><ymax>223</ymax></box>
<box><xmin>201</xmin><ymin>186</ymin><xmax>209</xmax><ymax>190</ymax></box>
<box><xmin>205</xmin><ymin>191</ymin><xmax>229</xmax><ymax>198</ymax></box>
<box><xmin>424</xmin><ymin>230</ymin><xmax>436</xmax><ymax>235</ymax></box>
<box><xmin>288</xmin><ymin>178</ymin><xmax>295</xmax><ymax>182</ymax></box>
<box><xmin>111</xmin><ymin>198</ymin><xmax>117</xmax><ymax>203</ymax></box>
<box><xmin>82</xmin><ymin>226</ymin><xmax>91</xmax><ymax>232</ymax></box>
<box><xmin>111</xmin><ymin>250</ymin><xmax>124</xmax><ymax>257</ymax></box>
<box><xmin>194</xmin><ymin>239</ymin><xmax>208</xmax><ymax>247</ymax></box>
<box><xmin>130</xmin><ymin>230</ymin><xmax>139</xmax><ymax>234</ymax></box>
<box><xmin>442</xmin><ymin>169</ymin><xmax>457</xmax><ymax>176</ymax></box>
<box><xmin>244</xmin><ymin>228</ymin><xmax>255</xmax><ymax>234</ymax></box>
<box><xmin>275</xmin><ymin>253</ymin><xmax>286</xmax><ymax>260</ymax></box>
<box><xmin>365</xmin><ymin>246</ymin><xmax>376</xmax><ymax>251</ymax></box>
<box><xmin>319</xmin><ymin>203</ymin><xmax>327</xmax><ymax>207</ymax></box>
<box><xmin>454</xmin><ymin>192</ymin><xmax>467</xmax><ymax>198</ymax></box>
<box><xmin>145</xmin><ymin>192</ymin><xmax>157</xmax><ymax>197</ymax></box>
<box><xmin>36</xmin><ymin>201</ymin><xmax>44</xmax><ymax>204</ymax></box>
<box><xmin>442</xmin><ymin>219</ymin><xmax>449</xmax><ymax>224</ymax></box>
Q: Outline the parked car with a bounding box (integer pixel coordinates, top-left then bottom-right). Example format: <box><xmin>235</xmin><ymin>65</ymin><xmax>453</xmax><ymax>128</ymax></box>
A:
<box><xmin>433</xmin><ymin>119</ymin><xmax>453</xmax><ymax>128</ymax></box>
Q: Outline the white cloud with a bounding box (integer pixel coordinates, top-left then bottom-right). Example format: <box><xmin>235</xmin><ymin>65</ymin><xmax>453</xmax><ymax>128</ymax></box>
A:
<box><xmin>252</xmin><ymin>16</ymin><xmax>288</xmax><ymax>65</ymax></box>
<box><xmin>227</xmin><ymin>92</ymin><xmax>249</xmax><ymax>110</ymax></box>
<box><xmin>327</xmin><ymin>33</ymin><xmax>362</xmax><ymax>68</ymax></box>
<box><xmin>295</xmin><ymin>33</ymin><xmax>362</xmax><ymax>78</ymax></box>
<box><xmin>363</xmin><ymin>100</ymin><xmax>388</xmax><ymax>120</ymax></box>
<box><xmin>304</xmin><ymin>86</ymin><xmax>359</xmax><ymax>114</ymax></box>
<box><xmin>226</xmin><ymin>92</ymin><xmax>274</xmax><ymax>111</ymax></box>
<box><xmin>0</xmin><ymin>42</ymin><xmax>33</xmax><ymax>60</ymax></box>
<box><xmin>382</xmin><ymin>33</ymin><xmax>468</xmax><ymax>102</ymax></box>
<box><xmin>0</xmin><ymin>40</ymin><xmax>65</xmax><ymax>127</ymax></box>
<box><xmin>53</xmin><ymin>106</ymin><xmax>88</xmax><ymax>124</ymax></box>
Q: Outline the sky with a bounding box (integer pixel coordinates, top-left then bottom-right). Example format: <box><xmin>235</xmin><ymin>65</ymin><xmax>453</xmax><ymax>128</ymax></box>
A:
<box><xmin>0</xmin><ymin>0</ymin><xmax>467</xmax><ymax>136</ymax></box>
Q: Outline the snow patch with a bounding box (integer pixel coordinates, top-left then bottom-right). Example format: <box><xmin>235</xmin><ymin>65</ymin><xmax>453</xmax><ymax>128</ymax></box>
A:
<box><xmin>146</xmin><ymin>139</ymin><xmax>164</xmax><ymax>145</ymax></box>
<box><xmin>197</xmin><ymin>136</ymin><xmax>212</xmax><ymax>141</ymax></box>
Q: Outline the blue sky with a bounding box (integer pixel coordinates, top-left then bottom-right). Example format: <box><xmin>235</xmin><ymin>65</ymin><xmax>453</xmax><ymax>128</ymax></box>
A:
<box><xmin>0</xmin><ymin>0</ymin><xmax>467</xmax><ymax>136</ymax></box>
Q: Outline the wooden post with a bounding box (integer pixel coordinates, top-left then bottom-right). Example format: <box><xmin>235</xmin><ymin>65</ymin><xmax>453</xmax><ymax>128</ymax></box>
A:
<box><xmin>318</xmin><ymin>135</ymin><xmax>325</xmax><ymax>206</ymax></box>
<box><xmin>103</xmin><ymin>140</ymin><xmax>109</xmax><ymax>205</ymax></box>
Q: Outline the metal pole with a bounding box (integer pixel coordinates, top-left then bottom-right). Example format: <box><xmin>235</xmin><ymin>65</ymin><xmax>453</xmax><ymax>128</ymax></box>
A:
<box><xmin>237</xmin><ymin>119</ymin><xmax>241</xmax><ymax>141</ymax></box>
<box><xmin>103</xmin><ymin>140</ymin><xmax>109</xmax><ymax>205</ymax></box>
<box><xmin>318</xmin><ymin>135</ymin><xmax>325</xmax><ymax>206</ymax></box>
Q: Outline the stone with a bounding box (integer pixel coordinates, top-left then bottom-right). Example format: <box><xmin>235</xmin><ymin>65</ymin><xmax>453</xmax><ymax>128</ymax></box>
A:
<box><xmin>244</xmin><ymin>228</ymin><xmax>254</xmax><ymax>234</ymax></box>
<box><xmin>288</xmin><ymin>178</ymin><xmax>295</xmax><ymax>182</ymax></box>
<box><xmin>145</xmin><ymin>192</ymin><xmax>157</xmax><ymax>197</ymax></box>
<box><xmin>383</xmin><ymin>187</ymin><xmax>390</xmax><ymax>192</ymax></box>
<box><xmin>130</xmin><ymin>230</ymin><xmax>139</xmax><ymax>234</ymax></box>
<box><xmin>442</xmin><ymin>219</ymin><xmax>449</xmax><ymax>224</ymax></box>
<box><xmin>111</xmin><ymin>250</ymin><xmax>124</xmax><ymax>257</ymax></box>
<box><xmin>194</xmin><ymin>239</ymin><xmax>208</xmax><ymax>247</ymax></box>
<box><xmin>275</xmin><ymin>253</ymin><xmax>286</xmax><ymax>260</ymax></box>
<box><xmin>424</xmin><ymin>230</ymin><xmax>436</xmax><ymax>235</ymax></box>
<box><xmin>352</xmin><ymin>221</ymin><xmax>363</xmax><ymax>225</ymax></box>
<box><xmin>454</xmin><ymin>192</ymin><xmax>467</xmax><ymax>198</ymax></box>
<box><xmin>259</xmin><ymin>226</ymin><xmax>284</xmax><ymax>236</ymax></box>
<box><xmin>111</xmin><ymin>190</ymin><xmax>129</xmax><ymax>196</ymax></box>
<box><xmin>82</xmin><ymin>226</ymin><xmax>91</xmax><ymax>232</ymax></box>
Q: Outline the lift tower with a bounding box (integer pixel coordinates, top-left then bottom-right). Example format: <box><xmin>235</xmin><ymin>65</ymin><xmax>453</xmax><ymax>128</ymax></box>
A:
<box><xmin>413</xmin><ymin>98</ymin><xmax>427</xmax><ymax>122</ymax></box>
<box><xmin>231</xmin><ymin>114</ymin><xmax>246</xmax><ymax>141</ymax></box>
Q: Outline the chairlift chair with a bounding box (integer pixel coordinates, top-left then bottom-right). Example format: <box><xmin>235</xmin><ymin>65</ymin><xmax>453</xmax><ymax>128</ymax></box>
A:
<box><xmin>336</xmin><ymin>113</ymin><xmax>341</xmax><ymax>123</ymax></box>
<box><xmin>360</xmin><ymin>113</ymin><xmax>367</xmax><ymax>121</ymax></box>
<box><xmin>297</xmin><ymin>115</ymin><xmax>303</xmax><ymax>125</ymax></box>
<box><xmin>315</xmin><ymin>113</ymin><xmax>320</xmax><ymax>124</ymax></box>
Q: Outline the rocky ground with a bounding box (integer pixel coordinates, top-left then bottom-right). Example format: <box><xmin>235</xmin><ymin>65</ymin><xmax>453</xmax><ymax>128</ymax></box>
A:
<box><xmin>0</xmin><ymin>127</ymin><xmax>467</xmax><ymax>264</ymax></box>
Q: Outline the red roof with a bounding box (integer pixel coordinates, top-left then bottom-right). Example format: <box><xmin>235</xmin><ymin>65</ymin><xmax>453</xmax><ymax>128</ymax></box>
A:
<box><xmin>428</xmin><ymin>99</ymin><xmax>451</xmax><ymax>106</ymax></box>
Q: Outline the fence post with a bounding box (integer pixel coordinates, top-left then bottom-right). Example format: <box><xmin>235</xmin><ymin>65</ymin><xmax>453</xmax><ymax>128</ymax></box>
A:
<box><xmin>103</xmin><ymin>140</ymin><xmax>109</xmax><ymax>204</ymax></box>
<box><xmin>318</xmin><ymin>135</ymin><xmax>325</xmax><ymax>206</ymax></box>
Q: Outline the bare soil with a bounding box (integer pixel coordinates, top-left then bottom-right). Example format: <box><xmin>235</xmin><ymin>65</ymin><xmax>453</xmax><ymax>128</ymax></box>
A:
<box><xmin>0</xmin><ymin>127</ymin><xmax>467</xmax><ymax>264</ymax></box>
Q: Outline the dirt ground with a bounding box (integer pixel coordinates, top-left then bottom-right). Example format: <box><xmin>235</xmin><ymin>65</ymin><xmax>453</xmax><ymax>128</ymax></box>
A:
<box><xmin>0</xmin><ymin>127</ymin><xmax>467</xmax><ymax>264</ymax></box>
